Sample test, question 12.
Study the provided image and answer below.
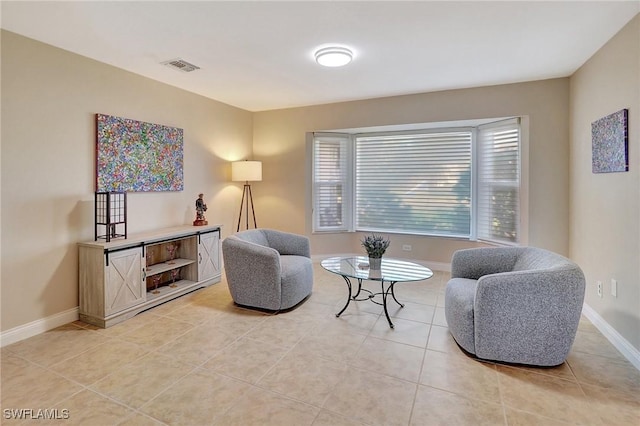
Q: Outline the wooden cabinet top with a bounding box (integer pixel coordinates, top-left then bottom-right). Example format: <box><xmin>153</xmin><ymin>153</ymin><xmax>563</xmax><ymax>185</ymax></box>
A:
<box><xmin>78</xmin><ymin>224</ymin><xmax>222</xmax><ymax>250</ymax></box>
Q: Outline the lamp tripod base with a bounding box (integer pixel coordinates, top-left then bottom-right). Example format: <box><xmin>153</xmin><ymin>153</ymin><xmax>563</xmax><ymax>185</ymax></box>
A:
<box><xmin>237</xmin><ymin>183</ymin><xmax>257</xmax><ymax>232</ymax></box>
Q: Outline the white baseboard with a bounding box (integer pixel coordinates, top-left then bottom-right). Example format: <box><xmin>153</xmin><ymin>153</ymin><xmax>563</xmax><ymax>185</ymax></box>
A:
<box><xmin>311</xmin><ymin>253</ymin><xmax>451</xmax><ymax>272</ymax></box>
<box><xmin>582</xmin><ymin>303</ymin><xmax>640</xmax><ymax>371</ymax></box>
<box><xmin>1</xmin><ymin>307</ymin><xmax>79</xmax><ymax>347</ymax></box>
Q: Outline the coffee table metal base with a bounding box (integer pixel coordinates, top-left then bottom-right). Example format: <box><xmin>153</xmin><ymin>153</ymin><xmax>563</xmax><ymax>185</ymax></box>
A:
<box><xmin>336</xmin><ymin>276</ymin><xmax>404</xmax><ymax>328</ymax></box>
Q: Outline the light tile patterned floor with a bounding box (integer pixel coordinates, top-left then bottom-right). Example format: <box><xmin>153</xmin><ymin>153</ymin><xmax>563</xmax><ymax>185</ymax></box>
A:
<box><xmin>1</xmin><ymin>263</ymin><xmax>639</xmax><ymax>425</ymax></box>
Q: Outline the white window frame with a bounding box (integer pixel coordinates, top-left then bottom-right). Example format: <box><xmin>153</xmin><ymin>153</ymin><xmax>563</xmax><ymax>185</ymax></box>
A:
<box><xmin>311</xmin><ymin>133</ymin><xmax>353</xmax><ymax>232</ymax></box>
<box><xmin>354</xmin><ymin>126</ymin><xmax>474</xmax><ymax>239</ymax></box>
<box><xmin>475</xmin><ymin>118</ymin><xmax>521</xmax><ymax>245</ymax></box>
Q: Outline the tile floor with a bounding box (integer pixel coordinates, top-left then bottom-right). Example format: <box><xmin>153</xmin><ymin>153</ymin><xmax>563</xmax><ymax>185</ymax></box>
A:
<box><xmin>2</xmin><ymin>263</ymin><xmax>639</xmax><ymax>425</ymax></box>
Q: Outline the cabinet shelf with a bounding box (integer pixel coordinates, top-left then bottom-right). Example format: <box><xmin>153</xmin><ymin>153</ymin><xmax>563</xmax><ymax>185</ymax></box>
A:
<box><xmin>146</xmin><ymin>279</ymin><xmax>198</xmax><ymax>302</ymax></box>
<box><xmin>146</xmin><ymin>258</ymin><xmax>195</xmax><ymax>277</ymax></box>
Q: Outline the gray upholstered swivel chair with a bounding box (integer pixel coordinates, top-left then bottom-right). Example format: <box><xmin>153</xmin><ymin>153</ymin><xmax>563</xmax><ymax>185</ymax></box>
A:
<box><xmin>222</xmin><ymin>229</ymin><xmax>313</xmax><ymax>311</ymax></box>
<box><xmin>445</xmin><ymin>246</ymin><xmax>585</xmax><ymax>366</ymax></box>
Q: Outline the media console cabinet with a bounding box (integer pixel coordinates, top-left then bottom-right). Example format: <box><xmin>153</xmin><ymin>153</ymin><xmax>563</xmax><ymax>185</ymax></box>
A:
<box><xmin>78</xmin><ymin>224</ymin><xmax>221</xmax><ymax>328</ymax></box>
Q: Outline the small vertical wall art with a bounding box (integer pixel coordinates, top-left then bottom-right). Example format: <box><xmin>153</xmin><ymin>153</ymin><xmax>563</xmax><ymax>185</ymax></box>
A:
<box><xmin>96</xmin><ymin>114</ymin><xmax>184</xmax><ymax>191</ymax></box>
<box><xmin>592</xmin><ymin>109</ymin><xmax>629</xmax><ymax>173</ymax></box>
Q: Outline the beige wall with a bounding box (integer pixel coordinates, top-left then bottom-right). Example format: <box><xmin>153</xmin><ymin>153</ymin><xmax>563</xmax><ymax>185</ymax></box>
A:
<box><xmin>253</xmin><ymin>79</ymin><xmax>570</xmax><ymax>264</ymax></box>
<box><xmin>0</xmin><ymin>31</ymin><xmax>253</xmax><ymax>331</ymax></box>
<box><xmin>569</xmin><ymin>15</ymin><xmax>640</xmax><ymax>351</ymax></box>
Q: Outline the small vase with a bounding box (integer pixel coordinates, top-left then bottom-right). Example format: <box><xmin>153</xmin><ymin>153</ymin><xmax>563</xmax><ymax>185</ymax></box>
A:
<box><xmin>369</xmin><ymin>257</ymin><xmax>382</xmax><ymax>270</ymax></box>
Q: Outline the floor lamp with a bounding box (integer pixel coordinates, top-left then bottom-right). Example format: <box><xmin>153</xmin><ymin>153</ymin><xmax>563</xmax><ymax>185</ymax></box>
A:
<box><xmin>232</xmin><ymin>160</ymin><xmax>262</xmax><ymax>232</ymax></box>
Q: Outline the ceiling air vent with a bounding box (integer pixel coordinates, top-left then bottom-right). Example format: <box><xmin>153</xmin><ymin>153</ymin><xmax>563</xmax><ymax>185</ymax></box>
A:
<box><xmin>161</xmin><ymin>59</ymin><xmax>200</xmax><ymax>73</ymax></box>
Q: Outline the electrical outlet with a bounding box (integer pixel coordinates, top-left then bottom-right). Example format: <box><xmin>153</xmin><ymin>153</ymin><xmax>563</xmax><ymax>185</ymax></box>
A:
<box><xmin>597</xmin><ymin>281</ymin><xmax>603</xmax><ymax>298</ymax></box>
<box><xmin>402</xmin><ymin>244</ymin><xmax>412</xmax><ymax>251</ymax></box>
<box><xmin>611</xmin><ymin>279</ymin><xmax>617</xmax><ymax>297</ymax></box>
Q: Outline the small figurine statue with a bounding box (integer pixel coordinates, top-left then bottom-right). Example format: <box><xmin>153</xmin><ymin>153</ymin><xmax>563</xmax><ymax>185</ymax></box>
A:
<box><xmin>193</xmin><ymin>193</ymin><xmax>208</xmax><ymax>226</ymax></box>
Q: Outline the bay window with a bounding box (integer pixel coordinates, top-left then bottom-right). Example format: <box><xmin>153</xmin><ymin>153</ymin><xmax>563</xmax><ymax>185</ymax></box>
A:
<box><xmin>312</xmin><ymin>118</ymin><xmax>521</xmax><ymax>245</ymax></box>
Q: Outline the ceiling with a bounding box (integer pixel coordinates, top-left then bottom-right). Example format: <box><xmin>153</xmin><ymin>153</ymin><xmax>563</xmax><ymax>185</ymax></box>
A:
<box><xmin>2</xmin><ymin>1</ymin><xmax>638</xmax><ymax>112</ymax></box>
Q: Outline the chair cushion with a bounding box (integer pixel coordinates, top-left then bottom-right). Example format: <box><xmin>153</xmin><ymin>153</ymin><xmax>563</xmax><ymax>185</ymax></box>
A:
<box><xmin>444</xmin><ymin>277</ymin><xmax>478</xmax><ymax>354</ymax></box>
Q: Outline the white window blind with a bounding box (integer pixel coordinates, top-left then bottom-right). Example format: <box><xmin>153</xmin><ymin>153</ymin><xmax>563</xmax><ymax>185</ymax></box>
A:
<box><xmin>312</xmin><ymin>134</ymin><xmax>350</xmax><ymax>232</ymax></box>
<box><xmin>355</xmin><ymin>131</ymin><xmax>472</xmax><ymax>237</ymax></box>
<box><xmin>477</xmin><ymin>118</ymin><xmax>520</xmax><ymax>244</ymax></box>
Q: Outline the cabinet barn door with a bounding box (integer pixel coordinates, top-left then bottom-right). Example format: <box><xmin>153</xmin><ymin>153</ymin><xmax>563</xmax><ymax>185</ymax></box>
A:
<box><xmin>105</xmin><ymin>247</ymin><xmax>144</xmax><ymax>315</ymax></box>
<box><xmin>198</xmin><ymin>231</ymin><xmax>220</xmax><ymax>282</ymax></box>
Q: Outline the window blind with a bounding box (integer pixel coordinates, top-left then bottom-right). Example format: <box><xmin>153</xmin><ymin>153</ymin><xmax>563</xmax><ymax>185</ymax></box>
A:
<box><xmin>477</xmin><ymin>118</ymin><xmax>520</xmax><ymax>244</ymax></box>
<box><xmin>312</xmin><ymin>134</ymin><xmax>350</xmax><ymax>231</ymax></box>
<box><xmin>355</xmin><ymin>131</ymin><xmax>472</xmax><ymax>237</ymax></box>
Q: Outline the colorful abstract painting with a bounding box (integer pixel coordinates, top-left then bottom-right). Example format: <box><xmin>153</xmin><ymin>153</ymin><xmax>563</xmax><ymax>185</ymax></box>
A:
<box><xmin>96</xmin><ymin>114</ymin><xmax>184</xmax><ymax>192</ymax></box>
<box><xmin>592</xmin><ymin>109</ymin><xmax>629</xmax><ymax>174</ymax></box>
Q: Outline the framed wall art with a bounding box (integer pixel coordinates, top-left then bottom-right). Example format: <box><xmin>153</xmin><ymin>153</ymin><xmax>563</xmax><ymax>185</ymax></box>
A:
<box><xmin>592</xmin><ymin>109</ymin><xmax>629</xmax><ymax>174</ymax></box>
<box><xmin>96</xmin><ymin>113</ymin><xmax>184</xmax><ymax>192</ymax></box>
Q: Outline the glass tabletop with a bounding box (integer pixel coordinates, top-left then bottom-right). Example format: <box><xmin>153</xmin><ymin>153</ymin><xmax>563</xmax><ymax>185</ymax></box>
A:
<box><xmin>321</xmin><ymin>256</ymin><xmax>433</xmax><ymax>282</ymax></box>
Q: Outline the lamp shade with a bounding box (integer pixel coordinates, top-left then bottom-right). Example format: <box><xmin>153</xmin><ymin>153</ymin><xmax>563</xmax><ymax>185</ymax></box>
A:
<box><xmin>232</xmin><ymin>160</ymin><xmax>262</xmax><ymax>182</ymax></box>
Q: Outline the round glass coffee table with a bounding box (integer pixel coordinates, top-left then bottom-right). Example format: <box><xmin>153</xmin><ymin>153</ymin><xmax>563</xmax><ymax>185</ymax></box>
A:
<box><xmin>321</xmin><ymin>256</ymin><xmax>433</xmax><ymax>328</ymax></box>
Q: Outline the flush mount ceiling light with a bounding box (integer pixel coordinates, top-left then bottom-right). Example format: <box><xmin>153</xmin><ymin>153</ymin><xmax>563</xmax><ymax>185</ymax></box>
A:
<box><xmin>314</xmin><ymin>46</ymin><xmax>353</xmax><ymax>67</ymax></box>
